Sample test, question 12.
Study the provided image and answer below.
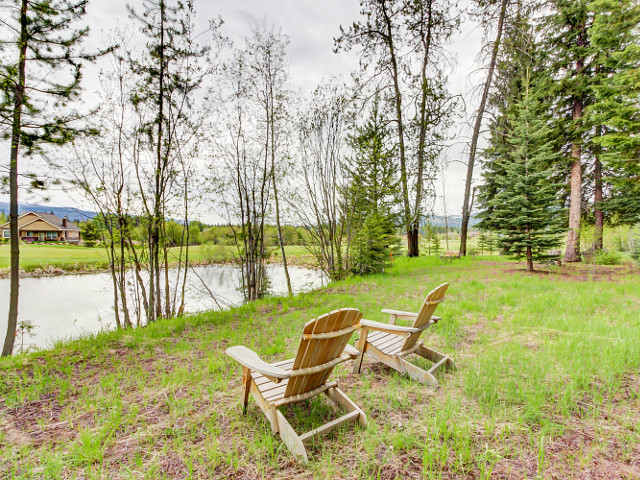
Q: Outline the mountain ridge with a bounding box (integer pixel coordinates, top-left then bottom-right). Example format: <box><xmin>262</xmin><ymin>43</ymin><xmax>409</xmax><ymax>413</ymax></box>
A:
<box><xmin>0</xmin><ymin>202</ymin><xmax>96</xmax><ymax>222</ymax></box>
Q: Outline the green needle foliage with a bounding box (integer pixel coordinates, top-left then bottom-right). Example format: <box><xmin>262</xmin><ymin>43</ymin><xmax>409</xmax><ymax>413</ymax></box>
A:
<box><xmin>587</xmin><ymin>0</ymin><xmax>640</xmax><ymax>225</ymax></box>
<box><xmin>346</xmin><ymin>97</ymin><xmax>400</xmax><ymax>275</ymax></box>
<box><xmin>479</xmin><ymin>75</ymin><xmax>564</xmax><ymax>271</ymax></box>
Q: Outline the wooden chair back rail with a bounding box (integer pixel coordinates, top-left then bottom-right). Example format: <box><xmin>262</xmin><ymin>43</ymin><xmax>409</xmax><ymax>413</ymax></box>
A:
<box><xmin>402</xmin><ymin>283</ymin><xmax>449</xmax><ymax>352</ymax></box>
<box><xmin>288</xmin><ymin>353</ymin><xmax>352</xmax><ymax>377</ymax></box>
<box><xmin>302</xmin><ymin>325</ymin><xmax>358</xmax><ymax>340</ymax></box>
<box><xmin>424</xmin><ymin>298</ymin><xmax>445</xmax><ymax>306</ymax></box>
<box><xmin>272</xmin><ymin>381</ymin><xmax>338</xmax><ymax>408</ymax></box>
<box><xmin>284</xmin><ymin>308</ymin><xmax>362</xmax><ymax>398</ymax></box>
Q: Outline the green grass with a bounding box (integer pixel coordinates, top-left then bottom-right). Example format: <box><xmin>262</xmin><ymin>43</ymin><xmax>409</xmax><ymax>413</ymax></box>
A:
<box><xmin>1</xmin><ymin>257</ymin><xmax>639</xmax><ymax>478</ymax></box>
<box><xmin>0</xmin><ymin>244</ymin><xmax>314</xmax><ymax>272</ymax></box>
<box><xmin>0</xmin><ymin>244</ymin><xmax>110</xmax><ymax>270</ymax></box>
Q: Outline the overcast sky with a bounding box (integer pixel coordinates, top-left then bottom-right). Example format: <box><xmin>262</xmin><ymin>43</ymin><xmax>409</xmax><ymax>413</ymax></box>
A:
<box><xmin>3</xmin><ymin>0</ymin><xmax>487</xmax><ymax>223</ymax></box>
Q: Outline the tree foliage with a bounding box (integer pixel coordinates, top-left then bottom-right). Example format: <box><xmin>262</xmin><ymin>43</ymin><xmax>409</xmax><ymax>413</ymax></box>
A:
<box><xmin>478</xmin><ymin>76</ymin><xmax>564</xmax><ymax>271</ymax></box>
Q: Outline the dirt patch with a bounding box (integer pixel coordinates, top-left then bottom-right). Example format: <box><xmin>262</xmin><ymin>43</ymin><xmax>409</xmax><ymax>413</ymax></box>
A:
<box><xmin>0</xmin><ymin>393</ymin><xmax>94</xmax><ymax>447</ymax></box>
<box><xmin>502</xmin><ymin>262</ymin><xmax>639</xmax><ymax>282</ymax></box>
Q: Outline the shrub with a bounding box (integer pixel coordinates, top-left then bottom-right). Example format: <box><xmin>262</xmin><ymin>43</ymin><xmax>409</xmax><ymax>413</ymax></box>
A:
<box><xmin>594</xmin><ymin>249</ymin><xmax>623</xmax><ymax>265</ymax></box>
<box><xmin>84</xmin><ymin>241</ymin><xmax>97</xmax><ymax>248</ymax></box>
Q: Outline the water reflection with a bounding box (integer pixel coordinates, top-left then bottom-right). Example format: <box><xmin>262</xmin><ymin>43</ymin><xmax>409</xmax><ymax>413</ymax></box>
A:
<box><xmin>0</xmin><ymin>264</ymin><xmax>326</xmax><ymax>351</ymax></box>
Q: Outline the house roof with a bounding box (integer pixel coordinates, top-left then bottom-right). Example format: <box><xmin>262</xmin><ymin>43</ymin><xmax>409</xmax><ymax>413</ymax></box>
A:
<box><xmin>0</xmin><ymin>211</ymin><xmax>81</xmax><ymax>231</ymax></box>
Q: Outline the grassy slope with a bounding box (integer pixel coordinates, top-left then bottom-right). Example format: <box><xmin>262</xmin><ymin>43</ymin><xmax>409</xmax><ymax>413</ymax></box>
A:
<box><xmin>0</xmin><ymin>257</ymin><xmax>639</xmax><ymax>479</ymax></box>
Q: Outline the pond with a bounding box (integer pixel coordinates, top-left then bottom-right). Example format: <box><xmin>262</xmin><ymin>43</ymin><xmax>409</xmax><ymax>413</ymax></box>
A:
<box><xmin>0</xmin><ymin>264</ymin><xmax>326</xmax><ymax>353</ymax></box>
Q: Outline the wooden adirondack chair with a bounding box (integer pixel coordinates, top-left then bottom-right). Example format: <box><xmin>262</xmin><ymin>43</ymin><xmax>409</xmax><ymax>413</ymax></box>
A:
<box><xmin>226</xmin><ymin>308</ymin><xmax>367</xmax><ymax>465</ymax></box>
<box><xmin>352</xmin><ymin>283</ymin><xmax>455</xmax><ymax>387</ymax></box>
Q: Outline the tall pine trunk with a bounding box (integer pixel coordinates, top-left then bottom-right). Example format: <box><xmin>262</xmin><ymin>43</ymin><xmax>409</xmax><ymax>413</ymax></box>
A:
<box><xmin>565</xmin><ymin>131</ymin><xmax>582</xmax><ymax>262</ymax></box>
<box><xmin>564</xmin><ymin>23</ymin><xmax>587</xmax><ymax>263</ymax></box>
<box><xmin>2</xmin><ymin>0</ymin><xmax>28</xmax><ymax>357</ymax></box>
<box><xmin>593</xmin><ymin>156</ymin><xmax>603</xmax><ymax>250</ymax></box>
<box><xmin>526</xmin><ymin>245</ymin><xmax>534</xmax><ymax>272</ymax></box>
<box><xmin>460</xmin><ymin>0</ymin><xmax>508</xmax><ymax>256</ymax></box>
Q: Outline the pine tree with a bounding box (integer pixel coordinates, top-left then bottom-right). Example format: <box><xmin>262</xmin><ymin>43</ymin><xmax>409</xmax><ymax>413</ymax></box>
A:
<box><xmin>477</xmin><ymin>4</ymin><xmax>539</xmax><ymax>233</ymax></box>
<box><xmin>346</xmin><ymin>96</ymin><xmax>400</xmax><ymax>275</ymax></box>
<box><xmin>477</xmin><ymin>232</ymin><xmax>488</xmax><ymax>255</ymax></box>
<box><xmin>587</xmin><ymin>0</ymin><xmax>640</xmax><ymax>227</ymax></box>
<box><xmin>542</xmin><ymin>0</ymin><xmax>598</xmax><ymax>262</ymax></box>
<box><xmin>487</xmin><ymin>232</ymin><xmax>497</xmax><ymax>256</ymax></box>
<box><xmin>0</xmin><ymin>0</ymin><xmax>108</xmax><ymax>356</ymax></box>
<box><xmin>478</xmin><ymin>76</ymin><xmax>564</xmax><ymax>271</ymax></box>
<box><xmin>432</xmin><ymin>232</ymin><xmax>441</xmax><ymax>256</ymax></box>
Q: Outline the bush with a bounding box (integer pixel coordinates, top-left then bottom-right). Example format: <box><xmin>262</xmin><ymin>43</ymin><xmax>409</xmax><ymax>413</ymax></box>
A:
<box><xmin>594</xmin><ymin>249</ymin><xmax>623</xmax><ymax>265</ymax></box>
<box><xmin>84</xmin><ymin>240</ymin><xmax>97</xmax><ymax>248</ymax></box>
<box><xmin>200</xmin><ymin>242</ymin><xmax>229</xmax><ymax>261</ymax></box>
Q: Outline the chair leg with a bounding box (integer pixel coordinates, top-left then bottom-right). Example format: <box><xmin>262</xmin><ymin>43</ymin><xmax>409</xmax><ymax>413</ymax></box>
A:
<box><xmin>275</xmin><ymin>410</ymin><xmax>308</xmax><ymax>465</ymax></box>
<box><xmin>400</xmin><ymin>359</ymin><xmax>438</xmax><ymax>388</ymax></box>
<box><xmin>241</xmin><ymin>367</ymin><xmax>251</xmax><ymax>414</ymax></box>
<box><xmin>416</xmin><ymin>344</ymin><xmax>457</xmax><ymax>371</ymax></box>
<box><xmin>325</xmin><ymin>387</ymin><xmax>368</xmax><ymax>428</ymax></box>
<box><xmin>352</xmin><ymin>328</ymin><xmax>369</xmax><ymax>374</ymax></box>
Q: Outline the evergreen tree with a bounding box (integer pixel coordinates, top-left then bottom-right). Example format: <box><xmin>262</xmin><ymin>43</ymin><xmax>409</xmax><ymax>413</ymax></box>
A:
<box><xmin>486</xmin><ymin>232</ymin><xmax>496</xmax><ymax>256</ymax></box>
<box><xmin>542</xmin><ymin>0</ymin><xmax>597</xmax><ymax>262</ymax></box>
<box><xmin>478</xmin><ymin>76</ymin><xmax>564</xmax><ymax>271</ymax></box>
<box><xmin>477</xmin><ymin>232</ymin><xmax>488</xmax><ymax>255</ymax></box>
<box><xmin>346</xmin><ymin>97</ymin><xmax>400</xmax><ymax>275</ymax></box>
<box><xmin>0</xmin><ymin>0</ymin><xmax>108</xmax><ymax>356</ymax></box>
<box><xmin>587</xmin><ymin>0</ymin><xmax>640</xmax><ymax>227</ymax></box>
<box><xmin>478</xmin><ymin>5</ymin><xmax>540</xmax><ymax>233</ymax></box>
<box><xmin>432</xmin><ymin>232</ymin><xmax>441</xmax><ymax>256</ymax></box>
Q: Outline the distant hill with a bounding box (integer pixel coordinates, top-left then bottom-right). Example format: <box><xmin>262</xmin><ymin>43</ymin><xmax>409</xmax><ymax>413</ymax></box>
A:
<box><xmin>0</xmin><ymin>202</ymin><xmax>96</xmax><ymax>223</ymax></box>
<box><xmin>0</xmin><ymin>202</ymin><xmax>479</xmax><ymax>229</ymax></box>
<box><xmin>424</xmin><ymin>214</ymin><xmax>480</xmax><ymax>228</ymax></box>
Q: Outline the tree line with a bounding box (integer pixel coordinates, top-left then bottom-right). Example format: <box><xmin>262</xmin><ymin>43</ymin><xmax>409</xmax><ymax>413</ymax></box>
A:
<box><xmin>1</xmin><ymin>0</ymin><xmax>638</xmax><ymax>355</ymax></box>
<box><xmin>474</xmin><ymin>0</ymin><xmax>640</xmax><ymax>271</ymax></box>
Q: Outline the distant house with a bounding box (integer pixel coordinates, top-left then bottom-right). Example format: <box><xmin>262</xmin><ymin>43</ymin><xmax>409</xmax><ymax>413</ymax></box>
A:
<box><xmin>0</xmin><ymin>211</ymin><xmax>81</xmax><ymax>244</ymax></box>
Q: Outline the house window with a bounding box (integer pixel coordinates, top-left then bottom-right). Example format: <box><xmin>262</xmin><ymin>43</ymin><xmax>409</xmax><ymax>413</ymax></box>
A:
<box><xmin>46</xmin><ymin>232</ymin><xmax>57</xmax><ymax>240</ymax></box>
<box><xmin>2</xmin><ymin>230</ymin><xmax>9</xmax><ymax>238</ymax></box>
<box><xmin>26</xmin><ymin>231</ymin><xmax>33</xmax><ymax>237</ymax></box>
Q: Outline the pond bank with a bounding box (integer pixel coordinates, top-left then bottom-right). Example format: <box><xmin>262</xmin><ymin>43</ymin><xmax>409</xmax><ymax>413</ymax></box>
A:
<box><xmin>0</xmin><ymin>264</ymin><xmax>327</xmax><ymax>351</ymax></box>
<box><xmin>0</xmin><ymin>255</ymin><xmax>319</xmax><ymax>279</ymax></box>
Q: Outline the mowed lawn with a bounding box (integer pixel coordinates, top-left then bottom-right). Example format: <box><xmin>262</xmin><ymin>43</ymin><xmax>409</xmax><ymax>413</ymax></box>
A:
<box><xmin>0</xmin><ymin>257</ymin><xmax>639</xmax><ymax>479</ymax></box>
<box><xmin>0</xmin><ymin>244</ymin><xmax>110</xmax><ymax>270</ymax></box>
<box><xmin>0</xmin><ymin>244</ymin><xmax>314</xmax><ymax>271</ymax></box>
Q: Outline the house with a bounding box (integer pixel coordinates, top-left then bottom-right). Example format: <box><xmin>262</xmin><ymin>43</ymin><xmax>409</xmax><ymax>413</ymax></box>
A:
<box><xmin>0</xmin><ymin>211</ymin><xmax>82</xmax><ymax>244</ymax></box>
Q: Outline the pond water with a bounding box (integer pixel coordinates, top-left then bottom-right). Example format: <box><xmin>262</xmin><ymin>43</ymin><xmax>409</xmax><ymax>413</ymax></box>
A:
<box><xmin>0</xmin><ymin>264</ymin><xmax>326</xmax><ymax>352</ymax></box>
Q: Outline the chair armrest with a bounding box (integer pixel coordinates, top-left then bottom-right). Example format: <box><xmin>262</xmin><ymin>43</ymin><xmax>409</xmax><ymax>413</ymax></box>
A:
<box><xmin>381</xmin><ymin>309</ymin><xmax>419</xmax><ymax>323</ymax></box>
<box><xmin>381</xmin><ymin>309</ymin><xmax>418</xmax><ymax>317</ymax></box>
<box><xmin>360</xmin><ymin>319</ymin><xmax>420</xmax><ymax>335</ymax></box>
<box><xmin>225</xmin><ymin>346</ymin><xmax>290</xmax><ymax>382</ymax></box>
<box><xmin>343</xmin><ymin>343</ymin><xmax>360</xmax><ymax>359</ymax></box>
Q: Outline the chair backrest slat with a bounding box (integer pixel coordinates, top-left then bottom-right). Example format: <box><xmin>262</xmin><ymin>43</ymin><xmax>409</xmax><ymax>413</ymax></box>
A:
<box><xmin>400</xmin><ymin>283</ymin><xmax>449</xmax><ymax>352</ymax></box>
<box><xmin>284</xmin><ymin>308</ymin><xmax>361</xmax><ymax>398</ymax></box>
